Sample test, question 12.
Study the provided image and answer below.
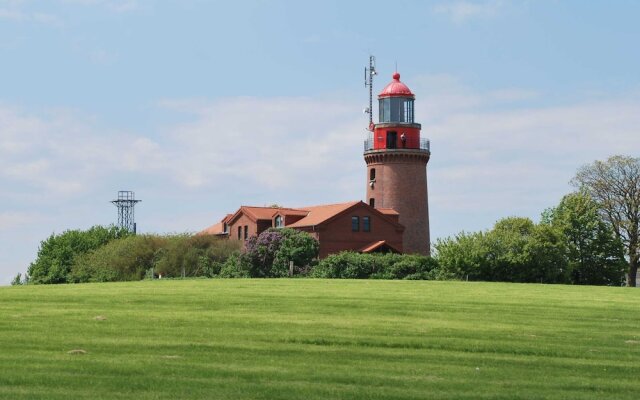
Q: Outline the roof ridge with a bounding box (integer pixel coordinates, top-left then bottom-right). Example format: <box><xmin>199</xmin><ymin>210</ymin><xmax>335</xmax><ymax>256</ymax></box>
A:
<box><xmin>296</xmin><ymin>200</ymin><xmax>361</xmax><ymax>210</ymax></box>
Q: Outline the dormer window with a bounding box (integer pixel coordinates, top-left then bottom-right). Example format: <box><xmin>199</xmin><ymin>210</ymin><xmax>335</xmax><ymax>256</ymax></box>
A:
<box><xmin>274</xmin><ymin>215</ymin><xmax>284</xmax><ymax>228</ymax></box>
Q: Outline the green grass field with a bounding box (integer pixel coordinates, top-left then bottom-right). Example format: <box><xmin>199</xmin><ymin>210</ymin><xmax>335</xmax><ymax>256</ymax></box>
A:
<box><xmin>1</xmin><ymin>280</ymin><xmax>639</xmax><ymax>399</ymax></box>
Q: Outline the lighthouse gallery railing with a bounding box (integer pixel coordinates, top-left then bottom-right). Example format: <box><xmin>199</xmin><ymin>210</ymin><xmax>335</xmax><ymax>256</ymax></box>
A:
<box><xmin>364</xmin><ymin>138</ymin><xmax>430</xmax><ymax>152</ymax></box>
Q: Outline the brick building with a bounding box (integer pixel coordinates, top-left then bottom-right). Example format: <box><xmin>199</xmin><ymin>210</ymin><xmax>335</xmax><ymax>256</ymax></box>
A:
<box><xmin>200</xmin><ymin>201</ymin><xmax>404</xmax><ymax>258</ymax></box>
<box><xmin>199</xmin><ymin>70</ymin><xmax>430</xmax><ymax>257</ymax></box>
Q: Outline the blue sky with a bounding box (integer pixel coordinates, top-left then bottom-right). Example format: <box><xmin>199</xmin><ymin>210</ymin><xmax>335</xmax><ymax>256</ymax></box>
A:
<box><xmin>1</xmin><ymin>0</ymin><xmax>639</xmax><ymax>284</ymax></box>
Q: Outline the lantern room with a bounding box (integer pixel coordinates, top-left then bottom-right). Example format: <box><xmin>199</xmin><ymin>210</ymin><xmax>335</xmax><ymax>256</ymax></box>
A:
<box><xmin>378</xmin><ymin>72</ymin><xmax>415</xmax><ymax>124</ymax></box>
<box><xmin>365</xmin><ymin>72</ymin><xmax>428</xmax><ymax>152</ymax></box>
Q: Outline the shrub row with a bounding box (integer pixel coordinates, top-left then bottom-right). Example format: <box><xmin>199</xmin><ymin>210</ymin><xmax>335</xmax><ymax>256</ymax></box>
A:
<box><xmin>70</xmin><ymin>234</ymin><xmax>240</xmax><ymax>283</ymax></box>
<box><xmin>311</xmin><ymin>252</ymin><xmax>439</xmax><ymax>280</ymax></box>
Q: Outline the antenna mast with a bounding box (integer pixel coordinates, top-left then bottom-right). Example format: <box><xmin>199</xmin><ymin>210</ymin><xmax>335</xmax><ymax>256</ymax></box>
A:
<box><xmin>111</xmin><ymin>191</ymin><xmax>141</xmax><ymax>233</ymax></box>
<box><xmin>364</xmin><ymin>55</ymin><xmax>376</xmax><ymax>129</ymax></box>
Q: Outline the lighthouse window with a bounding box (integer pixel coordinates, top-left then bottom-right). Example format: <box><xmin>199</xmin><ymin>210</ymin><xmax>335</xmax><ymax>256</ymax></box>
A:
<box><xmin>379</xmin><ymin>98</ymin><xmax>414</xmax><ymax>123</ymax></box>
<box><xmin>379</xmin><ymin>98</ymin><xmax>391</xmax><ymax>122</ymax></box>
<box><xmin>390</xmin><ymin>98</ymin><xmax>403</xmax><ymax>122</ymax></box>
<box><xmin>369</xmin><ymin>198</ymin><xmax>375</xmax><ymax>207</ymax></box>
<box><xmin>370</xmin><ymin>168</ymin><xmax>376</xmax><ymax>181</ymax></box>
<box><xmin>351</xmin><ymin>216</ymin><xmax>360</xmax><ymax>232</ymax></box>
<box><xmin>405</xmin><ymin>99</ymin><xmax>414</xmax><ymax>123</ymax></box>
<box><xmin>363</xmin><ymin>216</ymin><xmax>371</xmax><ymax>232</ymax></box>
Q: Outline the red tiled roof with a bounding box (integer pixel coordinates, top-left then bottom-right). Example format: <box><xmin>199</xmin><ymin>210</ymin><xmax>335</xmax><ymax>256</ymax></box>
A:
<box><xmin>275</xmin><ymin>209</ymin><xmax>309</xmax><ymax>217</ymax></box>
<box><xmin>201</xmin><ymin>201</ymin><xmax>403</xmax><ymax>234</ymax></box>
<box><xmin>287</xmin><ymin>201</ymin><xmax>360</xmax><ymax>228</ymax></box>
<box><xmin>198</xmin><ymin>221</ymin><xmax>225</xmax><ymax>236</ymax></box>
<box><xmin>359</xmin><ymin>240</ymin><xmax>401</xmax><ymax>253</ymax></box>
<box><xmin>228</xmin><ymin>206</ymin><xmax>312</xmax><ymax>224</ymax></box>
<box><xmin>240</xmin><ymin>206</ymin><xmax>280</xmax><ymax>221</ymax></box>
<box><xmin>377</xmin><ymin>208</ymin><xmax>399</xmax><ymax>216</ymax></box>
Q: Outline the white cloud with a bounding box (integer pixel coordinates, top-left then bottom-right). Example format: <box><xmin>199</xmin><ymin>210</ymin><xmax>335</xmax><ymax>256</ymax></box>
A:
<box><xmin>59</xmin><ymin>0</ymin><xmax>141</xmax><ymax>13</ymax></box>
<box><xmin>412</xmin><ymin>75</ymin><xmax>640</xmax><ymax>235</ymax></box>
<box><xmin>0</xmin><ymin>106</ymin><xmax>163</xmax><ymax>197</ymax></box>
<box><xmin>433</xmin><ymin>0</ymin><xmax>507</xmax><ymax>23</ymax></box>
<box><xmin>158</xmin><ymin>96</ymin><xmax>365</xmax><ymax>193</ymax></box>
<box><xmin>0</xmin><ymin>7</ymin><xmax>62</xmax><ymax>26</ymax></box>
<box><xmin>0</xmin><ymin>211</ymin><xmax>43</xmax><ymax>231</ymax></box>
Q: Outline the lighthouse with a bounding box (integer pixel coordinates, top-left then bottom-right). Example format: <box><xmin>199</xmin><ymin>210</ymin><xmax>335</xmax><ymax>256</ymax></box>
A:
<box><xmin>364</xmin><ymin>71</ymin><xmax>431</xmax><ymax>255</ymax></box>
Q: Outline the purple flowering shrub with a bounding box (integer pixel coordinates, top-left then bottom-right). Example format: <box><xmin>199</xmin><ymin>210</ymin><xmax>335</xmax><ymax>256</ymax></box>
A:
<box><xmin>242</xmin><ymin>228</ymin><xmax>318</xmax><ymax>277</ymax></box>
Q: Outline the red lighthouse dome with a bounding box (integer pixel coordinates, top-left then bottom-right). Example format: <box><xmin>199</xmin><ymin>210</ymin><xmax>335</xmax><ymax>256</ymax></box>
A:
<box><xmin>379</xmin><ymin>72</ymin><xmax>414</xmax><ymax>98</ymax></box>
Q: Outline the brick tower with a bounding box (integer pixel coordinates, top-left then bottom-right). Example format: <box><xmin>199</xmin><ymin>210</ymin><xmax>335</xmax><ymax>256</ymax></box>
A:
<box><xmin>364</xmin><ymin>72</ymin><xmax>431</xmax><ymax>255</ymax></box>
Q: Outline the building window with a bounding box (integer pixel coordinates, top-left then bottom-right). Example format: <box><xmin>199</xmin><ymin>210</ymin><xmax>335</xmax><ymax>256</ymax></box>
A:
<box><xmin>244</xmin><ymin>225</ymin><xmax>248</xmax><ymax>240</ymax></box>
<box><xmin>352</xmin><ymin>216</ymin><xmax>360</xmax><ymax>232</ymax></box>
<box><xmin>370</xmin><ymin>168</ymin><xmax>376</xmax><ymax>181</ymax></box>
<box><xmin>274</xmin><ymin>215</ymin><xmax>283</xmax><ymax>228</ymax></box>
<box><xmin>363</xmin><ymin>216</ymin><xmax>371</xmax><ymax>232</ymax></box>
<box><xmin>223</xmin><ymin>223</ymin><xmax>228</xmax><ymax>233</ymax></box>
<box><xmin>369</xmin><ymin>198</ymin><xmax>375</xmax><ymax>207</ymax></box>
<box><xmin>237</xmin><ymin>226</ymin><xmax>241</xmax><ymax>240</ymax></box>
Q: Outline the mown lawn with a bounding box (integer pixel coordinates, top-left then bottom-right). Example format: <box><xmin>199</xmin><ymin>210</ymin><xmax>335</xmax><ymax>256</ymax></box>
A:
<box><xmin>0</xmin><ymin>279</ymin><xmax>639</xmax><ymax>399</ymax></box>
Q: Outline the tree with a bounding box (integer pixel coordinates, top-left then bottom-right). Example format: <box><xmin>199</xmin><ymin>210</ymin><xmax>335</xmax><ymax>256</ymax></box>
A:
<box><xmin>11</xmin><ymin>273</ymin><xmax>22</xmax><ymax>286</ymax></box>
<box><xmin>272</xmin><ymin>228</ymin><xmax>320</xmax><ymax>276</ymax></box>
<box><xmin>28</xmin><ymin>225</ymin><xmax>131</xmax><ymax>284</ymax></box>
<box><xmin>486</xmin><ymin>217</ymin><xmax>569</xmax><ymax>283</ymax></box>
<box><xmin>434</xmin><ymin>231</ymin><xmax>488</xmax><ymax>280</ymax></box>
<box><xmin>572</xmin><ymin>155</ymin><xmax>640</xmax><ymax>286</ymax></box>
<box><xmin>543</xmin><ymin>192</ymin><xmax>626</xmax><ymax>285</ymax></box>
<box><xmin>434</xmin><ymin>217</ymin><xmax>569</xmax><ymax>284</ymax></box>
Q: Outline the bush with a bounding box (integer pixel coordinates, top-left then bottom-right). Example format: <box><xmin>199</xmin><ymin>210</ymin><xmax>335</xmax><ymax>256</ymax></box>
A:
<box><xmin>434</xmin><ymin>217</ymin><xmax>570</xmax><ymax>284</ymax></box>
<box><xmin>386</xmin><ymin>254</ymin><xmax>439</xmax><ymax>280</ymax></box>
<box><xmin>243</xmin><ymin>228</ymin><xmax>319</xmax><ymax>277</ymax></box>
<box><xmin>218</xmin><ymin>252</ymin><xmax>251</xmax><ymax>278</ymax></box>
<box><xmin>311</xmin><ymin>252</ymin><xmax>439</xmax><ymax>280</ymax></box>
<box><xmin>70</xmin><ymin>233</ymin><xmax>240</xmax><ymax>283</ymax></box>
<box><xmin>272</xmin><ymin>229</ymin><xmax>319</xmax><ymax>276</ymax></box>
<box><xmin>28</xmin><ymin>225</ymin><xmax>131</xmax><ymax>284</ymax></box>
<box><xmin>70</xmin><ymin>235</ymin><xmax>165</xmax><ymax>283</ymax></box>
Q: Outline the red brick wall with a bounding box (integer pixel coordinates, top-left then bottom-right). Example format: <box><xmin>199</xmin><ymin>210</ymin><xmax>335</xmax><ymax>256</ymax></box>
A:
<box><xmin>228</xmin><ymin>214</ymin><xmax>257</xmax><ymax>243</ymax></box>
<box><xmin>365</xmin><ymin>151</ymin><xmax>430</xmax><ymax>255</ymax></box>
<box><xmin>316</xmin><ymin>203</ymin><xmax>403</xmax><ymax>258</ymax></box>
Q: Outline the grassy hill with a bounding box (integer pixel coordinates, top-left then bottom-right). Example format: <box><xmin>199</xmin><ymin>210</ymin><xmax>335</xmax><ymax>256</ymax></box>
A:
<box><xmin>1</xmin><ymin>279</ymin><xmax>639</xmax><ymax>399</ymax></box>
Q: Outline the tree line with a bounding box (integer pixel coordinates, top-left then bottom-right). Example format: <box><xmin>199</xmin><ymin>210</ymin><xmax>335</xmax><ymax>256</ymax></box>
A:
<box><xmin>13</xmin><ymin>155</ymin><xmax>640</xmax><ymax>286</ymax></box>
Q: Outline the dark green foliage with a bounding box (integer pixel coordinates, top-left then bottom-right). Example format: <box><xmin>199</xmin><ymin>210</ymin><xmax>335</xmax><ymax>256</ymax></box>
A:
<box><xmin>70</xmin><ymin>234</ymin><xmax>240</xmax><ymax>283</ymax></box>
<box><xmin>273</xmin><ymin>228</ymin><xmax>320</xmax><ymax>276</ymax></box>
<box><xmin>153</xmin><ymin>234</ymin><xmax>238</xmax><ymax>278</ymax></box>
<box><xmin>431</xmin><ymin>232</ymin><xmax>487</xmax><ymax>280</ymax></box>
<box><xmin>543</xmin><ymin>192</ymin><xmax>627</xmax><ymax>285</ymax></box>
<box><xmin>218</xmin><ymin>252</ymin><xmax>251</xmax><ymax>278</ymax></box>
<box><xmin>435</xmin><ymin>217</ymin><xmax>569</xmax><ymax>283</ymax></box>
<box><xmin>311</xmin><ymin>252</ymin><xmax>438</xmax><ymax>280</ymax></box>
<box><xmin>311</xmin><ymin>252</ymin><xmax>376</xmax><ymax>278</ymax></box>
<box><xmin>69</xmin><ymin>235</ymin><xmax>164</xmax><ymax>283</ymax></box>
<box><xmin>27</xmin><ymin>225</ymin><xmax>130</xmax><ymax>284</ymax></box>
